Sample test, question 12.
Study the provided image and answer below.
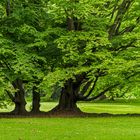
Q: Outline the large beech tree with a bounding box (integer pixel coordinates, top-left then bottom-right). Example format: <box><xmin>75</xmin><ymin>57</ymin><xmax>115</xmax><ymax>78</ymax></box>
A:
<box><xmin>41</xmin><ymin>0</ymin><xmax>140</xmax><ymax>112</ymax></box>
<box><xmin>0</xmin><ymin>0</ymin><xmax>140</xmax><ymax>114</ymax></box>
<box><xmin>0</xmin><ymin>0</ymin><xmax>60</xmax><ymax>114</ymax></box>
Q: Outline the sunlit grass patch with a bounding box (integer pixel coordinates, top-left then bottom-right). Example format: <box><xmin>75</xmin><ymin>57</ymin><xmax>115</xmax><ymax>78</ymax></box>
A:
<box><xmin>0</xmin><ymin>117</ymin><xmax>140</xmax><ymax>140</ymax></box>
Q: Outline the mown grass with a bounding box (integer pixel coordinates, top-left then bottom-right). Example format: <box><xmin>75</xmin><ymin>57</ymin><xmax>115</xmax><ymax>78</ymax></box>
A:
<box><xmin>0</xmin><ymin>117</ymin><xmax>140</xmax><ymax>140</ymax></box>
<box><xmin>1</xmin><ymin>99</ymin><xmax>140</xmax><ymax>114</ymax></box>
<box><xmin>78</xmin><ymin>101</ymin><xmax>140</xmax><ymax>114</ymax></box>
<box><xmin>0</xmin><ymin>100</ymin><xmax>140</xmax><ymax>140</ymax></box>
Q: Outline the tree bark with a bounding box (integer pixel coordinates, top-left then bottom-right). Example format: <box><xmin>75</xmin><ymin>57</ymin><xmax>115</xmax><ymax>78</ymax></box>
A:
<box><xmin>50</xmin><ymin>79</ymin><xmax>81</xmax><ymax>113</ymax></box>
<box><xmin>67</xmin><ymin>17</ymin><xmax>75</xmax><ymax>31</ymax></box>
<box><xmin>11</xmin><ymin>79</ymin><xmax>27</xmax><ymax>115</ymax></box>
<box><xmin>6</xmin><ymin>0</ymin><xmax>11</xmax><ymax>16</ymax></box>
<box><xmin>56</xmin><ymin>90</ymin><xmax>77</xmax><ymax>111</ymax></box>
<box><xmin>31</xmin><ymin>86</ymin><xmax>40</xmax><ymax>114</ymax></box>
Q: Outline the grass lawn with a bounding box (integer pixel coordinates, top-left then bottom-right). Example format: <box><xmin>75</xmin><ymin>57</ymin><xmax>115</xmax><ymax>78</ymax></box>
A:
<box><xmin>1</xmin><ymin>99</ymin><xmax>140</xmax><ymax>114</ymax></box>
<box><xmin>0</xmin><ymin>100</ymin><xmax>140</xmax><ymax>140</ymax></box>
<box><xmin>0</xmin><ymin>117</ymin><xmax>140</xmax><ymax>140</ymax></box>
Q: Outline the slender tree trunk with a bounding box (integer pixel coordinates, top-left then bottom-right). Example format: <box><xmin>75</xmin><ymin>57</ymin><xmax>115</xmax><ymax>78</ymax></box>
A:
<box><xmin>6</xmin><ymin>0</ymin><xmax>11</xmax><ymax>16</ymax></box>
<box><xmin>67</xmin><ymin>17</ymin><xmax>75</xmax><ymax>31</ymax></box>
<box><xmin>11</xmin><ymin>79</ymin><xmax>27</xmax><ymax>115</ymax></box>
<box><xmin>31</xmin><ymin>86</ymin><xmax>40</xmax><ymax>114</ymax></box>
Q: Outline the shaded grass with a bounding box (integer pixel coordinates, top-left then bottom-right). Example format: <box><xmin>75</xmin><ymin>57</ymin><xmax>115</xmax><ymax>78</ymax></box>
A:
<box><xmin>1</xmin><ymin>99</ymin><xmax>140</xmax><ymax>114</ymax></box>
<box><xmin>0</xmin><ymin>117</ymin><xmax>140</xmax><ymax>140</ymax></box>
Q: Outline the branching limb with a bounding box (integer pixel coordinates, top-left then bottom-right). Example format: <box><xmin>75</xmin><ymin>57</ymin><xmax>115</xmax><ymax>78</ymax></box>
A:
<box><xmin>109</xmin><ymin>39</ymin><xmax>136</xmax><ymax>52</ymax></box>
<box><xmin>109</xmin><ymin>0</ymin><xmax>134</xmax><ymax>39</ymax></box>
<box><xmin>80</xmin><ymin>76</ymin><xmax>99</xmax><ymax>100</ymax></box>
<box><xmin>6</xmin><ymin>0</ymin><xmax>11</xmax><ymax>16</ymax></box>
<box><xmin>83</xmin><ymin>84</ymin><xmax>119</xmax><ymax>101</ymax></box>
<box><xmin>5</xmin><ymin>90</ymin><xmax>15</xmax><ymax>102</ymax></box>
<box><xmin>110</xmin><ymin>0</ymin><xmax>120</xmax><ymax>21</ymax></box>
<box><xmin>119</xmin><ymin>16</ymin><xmax>140</xmax><ymax>35</ymax></box>
<box><xmin>80</xmin><ymin>80</ymin><xmax>93</xmax><ymax>96</ymax></box>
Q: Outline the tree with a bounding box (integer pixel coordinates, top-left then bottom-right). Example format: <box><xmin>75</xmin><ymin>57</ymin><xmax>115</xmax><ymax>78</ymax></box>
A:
<box><xmin>0</xmin><ymin>0</ymin><xmax>62</xmax><ymax>114</ymax></box>
<box><xmin>0</xmin><ymin>0</ymin><xmax>139</xmax><ymax>115</ymax></box>
<box><xmin>40</xmin><ymin>0</ymin><xmax>140</xmax><ymax>113</ymax></box>
<box><xmin>0</xmin><ymin>0</ymin><xmax>43</xmax><ymax>114</ymax></box>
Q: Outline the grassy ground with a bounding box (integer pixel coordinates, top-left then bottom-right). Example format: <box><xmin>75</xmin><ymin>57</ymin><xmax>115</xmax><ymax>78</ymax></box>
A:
<box><xmin>78</xmin><ymin>101</ymin><xmax>140</xmax><ymax>114</ymax></box>
<box><xmin>1</xmin><ymin>99</ymin><xmax>140</xmax><ymax>114</ymax></box>
<box><xmin>0</xmin><ymin>100</ymin><xmax>140</xmax><ymax>140</ymax></box>
<box><xmin>0</xmin><ymin>117</ymin><xmax>140</xmax><ymax>140</ymax></box>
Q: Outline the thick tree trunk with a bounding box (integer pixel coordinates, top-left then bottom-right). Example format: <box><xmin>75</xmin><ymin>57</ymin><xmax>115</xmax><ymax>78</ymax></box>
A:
<box><xmin>51</xmin><ymin>92</ymin><xmax>80</xmax><ymax>113</ymax></box>
<box><xmin>56</xmin><ymin>91</ymin><xmax>78</xmax><ymax>111</ymax></box>
<box><xmin>12</xmin><ymin>93</ymin><xmax>27</xmax><ymax>115</ymax></box>
<box><xmin>50</xmin><ymin>79</ymin><xmax>81</xmax><ymax>113</ymax></box>
<box><xmin>11</xmin><ymin>79</ymin><xmax>27</xmax><ymax>115</ymax></box>
<box><xmin>31</xmin><ymin>86</ymin><xmax>40</xmax><ymax>114</ymax></box>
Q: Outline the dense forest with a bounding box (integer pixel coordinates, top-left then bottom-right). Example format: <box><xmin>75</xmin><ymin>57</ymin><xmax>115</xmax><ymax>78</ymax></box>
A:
<box><xmin>0</xmin><ymin>0</ymin><xmax>140</xmax><ymax>115</ymax></box>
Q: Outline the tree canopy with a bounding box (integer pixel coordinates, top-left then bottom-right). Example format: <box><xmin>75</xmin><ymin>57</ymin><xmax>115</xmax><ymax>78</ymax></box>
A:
<box><xmin>0</xmin><ymin>0</ymin><xmax>139</xmax><ymax>114</ymax></box>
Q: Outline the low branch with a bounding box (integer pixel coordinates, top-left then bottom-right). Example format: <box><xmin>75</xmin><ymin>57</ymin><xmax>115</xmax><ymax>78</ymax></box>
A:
<box><xmin>119</xmin><ymin>16</ymin><xmax>140</xmax><ymax>35</ymax></box>
<box><xmin>83</xmin><ymin>76</ymin><xmax>99</xmax><ymax>98</ymax></box>
<box><xmin>83</xmin><ymin>84</ymin><xmax>119</xmax><ymax>101</ymax></box>
<box><xmin>80</xmin><ymin>80</ymin><xmax>93</xmax><ymax>96</ymax></box>
<box><xmin>77</xmin><ymin>75</ymin><xmax>99</xmax><ymax>100</ymax></box>
<box><xmin>119</xmin><ymin>25</ymin><xmax>135</xmax><ymax>35</ymax></box>
<box><xmin>6</xmin><ymin>90</ymin><xmax>15</xmax><ymax>102</ymax></box>
<box><xmin>108</xmin><ymin>0</ymin><xmax>134</xmax><ymax>39</ymax></box>
<box><xmin>110</xmin><ymin>0</ymin><xmax>120</xmax><ymax>22</ymax></box>
<box><xmin>2</xmin><ymin>59</ymin><xmax>12</xmax><ymax>71</ymax></box>
<box><xmin>109</xmin><ymin>39</ymin><xmax>136</xmax><ymax>52</ymax></box>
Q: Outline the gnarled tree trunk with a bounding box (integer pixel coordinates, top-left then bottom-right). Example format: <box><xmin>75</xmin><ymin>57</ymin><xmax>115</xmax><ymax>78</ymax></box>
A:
<box><xmin>11</xmin><ymin>79</ymin><xmax>27</xmax><ymax>115</ymax></box>
<box><xmin>50</xmin><ymin>79</ymin><xmax>81</xmax><ymax>113</ymax></box>
<box><xmin>56</xmin><ymin>89</ymin><xmax>78</xmax><ymax>111</ymax></box>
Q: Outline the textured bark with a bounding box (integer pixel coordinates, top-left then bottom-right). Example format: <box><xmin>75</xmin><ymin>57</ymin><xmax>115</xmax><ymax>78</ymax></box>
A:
<box><xmin>12</xmin><ymin>93</ymin><xmax>27</xmax><ymax>115</ymax></box>
<box><xmin>67</xmin><ymin>17</ymin><xmax>75</xmax><ymax>31</ymax></box>
<box><xmin>11</xmin><ymin>79</ymin><xmax>27</xmax><ymax>115</ymax></box>
<box><xmin>57</xmin><ymin>89</ymin><xmax>78</xmax><ymax>111</ymax></box>
<box><xmin>50</xmin><ymin>79</ymin><xmax>81</xmax><ymax>113</ymax></box>
<box><xmin>6</xmin><ymin>0</ymin><xmax>11</xmax><ymax>16</ymax></box>
<box><xmin>31</xmin><ymin>86</ymin><xmax>40</xmax><ymax>114</ymax></box>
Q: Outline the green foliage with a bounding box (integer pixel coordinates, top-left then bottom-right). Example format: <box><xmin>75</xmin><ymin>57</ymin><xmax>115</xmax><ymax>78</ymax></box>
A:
<box><xmin>40</xmin><ymin>0</ymin><xmax>140</xmax><ymax>99</ymax></box>
<box><xmin>0</xmin><ymin>0</ymin><xmax>140</xmax><ymax>104</ymax></box>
